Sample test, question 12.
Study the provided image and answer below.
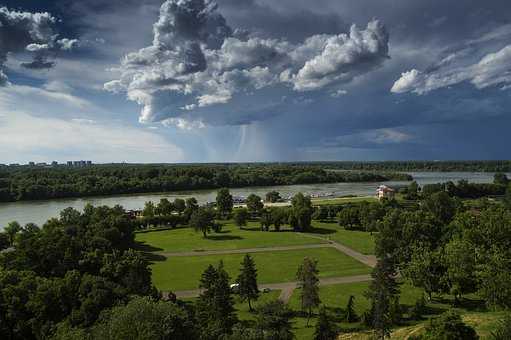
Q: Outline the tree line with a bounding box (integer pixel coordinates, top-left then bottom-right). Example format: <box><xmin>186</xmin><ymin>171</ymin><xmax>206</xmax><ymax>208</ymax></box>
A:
<box><xmin>0</xmin><ymin>164</ymin><xmax>410</xmax><ymax>202</ymax></box>
<box><xmin>320</xmin><ymin>160</ymin><xmax>511</xmax><ymax>172</ymax></box>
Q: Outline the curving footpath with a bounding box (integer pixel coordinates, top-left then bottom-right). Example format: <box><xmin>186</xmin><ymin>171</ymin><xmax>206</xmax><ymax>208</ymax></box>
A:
<box><xmin>164</xmin><ymin>233</ymin><xmax>377</xmax><ymax>303</ymax></box>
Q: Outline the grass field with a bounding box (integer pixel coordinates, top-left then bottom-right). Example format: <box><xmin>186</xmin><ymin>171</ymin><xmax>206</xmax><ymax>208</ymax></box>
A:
<box><xmin>310</xmin><ymin>221</ymin><xmax>376</xmax><ymax>255</ymax></box>
<box><xmin>136</xmin><ymin>221</ymin><xmax>327</xmax><ymax>253</ymax></box>
<box><xmin>150</xmin><ymin>247</ymin><xmax>371</xmax><ymax>291</ymax></box>
<box><xmin>312</xmin><ymin>196</ymin><xmax>378</xmax><ymax>206</ymax></box>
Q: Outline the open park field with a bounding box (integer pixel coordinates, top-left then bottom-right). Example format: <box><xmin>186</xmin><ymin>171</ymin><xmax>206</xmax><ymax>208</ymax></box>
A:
<box><xmin>136</xmin><ymin>221</ymin><xmax>326</xmax><ymax>253</ymax></box>
<box><xmin>135</xmin><ymin>215</ymin><xmax>502</xmax><ymax>339</ymax></box>
<box><xmin>150</xmin><ymin>247</ymin><xmax>371</xmax><ymax>291</ymax></box>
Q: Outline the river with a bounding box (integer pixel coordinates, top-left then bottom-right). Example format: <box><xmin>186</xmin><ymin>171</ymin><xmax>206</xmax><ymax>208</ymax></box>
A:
<box><xmin>0</xmin><ymin>172</ymin><xmax>507</xmax><ymax>227</ymax></box>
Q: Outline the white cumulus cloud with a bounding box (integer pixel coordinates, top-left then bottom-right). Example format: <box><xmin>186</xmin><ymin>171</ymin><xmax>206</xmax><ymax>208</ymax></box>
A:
<box><xmin>105</xmin><ymin>0</ymin><xmax>390</xmax><ymax>128</ymax></box>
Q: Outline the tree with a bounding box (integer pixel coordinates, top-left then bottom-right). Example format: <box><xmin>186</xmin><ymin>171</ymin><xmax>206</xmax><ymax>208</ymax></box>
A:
<box><xmin>404</xmin><ymin>247</ymin><xmax>446</xmax><ymax>301</ymax></box>
<box><xmin>494</xmin><ymin>172</ymin><xmax>509</xmax><ymax>186</ymax></box>
<box><xmin>142</xmin><ymin>201</ymin><xmax>155</xmax><ymax>218</ymax></box>
<box><xmin>505</xmin><ymin>184</ymin><xmax>511</xmax><ymax>210</ymax></box>
<box><xmin>184</xmin><ymin>197</ymin><xmax>199</xmax><ymax>222</ymax></box>
<box><xmin>314</xmin><ymin>306</ymin><xmax>337</xmax><ymax>340</ymax></box>
<box><xmin>233</xmin><ymin>208</ymin><xmax>249</xmax><ymax>228</ymax></box>
<box><xmin>260</xmin><ymin>208</ymin><xmax>273</xmax><ymax>231</ymax></box>
<box><xmin>255</xmin><ymin>300</ymin><xmax>293</xmax><ymax>340</ymax></box>
<box><xmin>270</xmin><ymin>207</ymin><xmax>287</xmax><ymax>231</ymax></box>
<box><xmin>216</xmin><ymin>188</ymin><xmax>234</xmax><ymax>219</ymax></box>
<box><xmin>365</xmin><ymin>256</ymin><xmax>400</xmax><ymax>339</ymax></box>
<box><xmin>156</xmin><ymin>198</ymin><xmax>174</xmax><ymax>216</ymax></box>
<box><xmin>478</xmin><ymin>251</ymin><xmax>511</xmax><ymax>310</ymax></box>
<box><xmin>337</xmin><ymin>206</ymin><xmax>361</xmax><ymax>230</ymax></box>
<box><xmin>0</xmin><ymin>233</ymin><xmax>9</xmax><ymax>250</ymax></box>
<box><xmin>190</xmin><ymin>208</ymin><xmax>214</xmax><ymax>238</ymax></box>
<box><xmin>4</xmin><ymin>221</ymin><xmax>21</xmax><ymax>246</ymax></box>
<box><xmin>443</xmin><ymin>238</ymin><xmax>478</xmax><ymax>305</ymax></box>
<box><xmin>491</xmin><ymin>314</ymin><xmax>511</xmax><ymax>340</ymax></box>
<box><xmin>196</xmin><ymin>262</ymin><xmax>237</xmax><ymax>339</ymax></box>
<box><xmin>173</xmin><ymin>198</ymin><xmax>186</xmax><ymax>215</ymax></box>
<box><xmin>291</xmin><ymin>193</ymin><xmax>313</xmax><ymax>231</ymax></box>
<box><xmin>406</xmin><ymin>181</ymin><xmax>419</xmax><ymax>200</ymax></box>
<box><xmin>417</xmin><ymin>311</ymin><xmax>478</xmax><ymax>340</ymax></box>
<box><xmin>265</xmin><ymin>191</ymin><xmax>281</xmax><ymax>203</ymax></box>
<box><xmin>91</xmin><ymin>296</ymin><xmax>196</xmax><ymax>340</ymax></box>
<box><xmin>236</xmin><ymin>254</ymin><xmax>259</xmax><ymax>311</ymax></box>
<box><xmin>344</xmin><ymin>295</ymin><xmax>359</xmax><ymax>323</ymax></box>
<box><xmin>296</xmin><ymin>257</ymin><xmax>320</xmax><ymax>326</ymax></box>
<box><xmin>422</xmin><ymin>191</ymin><xmax>458</xmax><ymax>224</ymax></box>
<box><xmin>246</xmin><ymin>194</ymin><xmax>264</xmax><ymax>216</ymax></box>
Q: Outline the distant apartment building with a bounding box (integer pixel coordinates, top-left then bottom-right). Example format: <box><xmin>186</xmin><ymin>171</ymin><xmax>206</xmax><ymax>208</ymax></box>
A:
<box><xmin>51</xmin><ymin>161</ymin><xmax>58</xmax><ymax>166</ymax></box>
<box><xmin>67</xmin><ymin>160</ymin><xmax>93</xmax><ymax>167</ymax></box>
<box><xmin>28</xmin><ymin>162</ymin><xmax>35</xmax><ymax>166</ymax></box>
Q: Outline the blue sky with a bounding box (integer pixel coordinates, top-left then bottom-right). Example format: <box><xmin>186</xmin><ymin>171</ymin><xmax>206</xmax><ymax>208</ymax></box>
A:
<box><xmin>1</xmin><ymin>0</ymin><xmax>510</xmax><ymax>163</ymax></box>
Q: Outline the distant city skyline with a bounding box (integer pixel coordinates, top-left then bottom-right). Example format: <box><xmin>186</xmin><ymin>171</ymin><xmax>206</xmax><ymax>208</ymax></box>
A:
<box><xmin>1</xmin><ymin>0</ymin><xmax>511</xmax><ymax>163</ymax></box>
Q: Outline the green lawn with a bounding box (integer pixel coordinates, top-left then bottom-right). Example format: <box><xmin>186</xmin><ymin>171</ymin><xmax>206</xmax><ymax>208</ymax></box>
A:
<box><xmin>312</xmin><ymin>196</ymin><xmax>378</xmax><ymax>206</ymax></box>
<box><xmin>150</xmin><ymin>247</ymin><xmax>371</xmax><ymax>291</ymax></box>
<box><xmin>310</xmin><ymin>222</ymin><xmax>376</xmax><ymax>255</ymax></box>
<box><xmin>136</xmin><ymin>221</ymin><xmax>326</xmax><ymax>253</ymax></box>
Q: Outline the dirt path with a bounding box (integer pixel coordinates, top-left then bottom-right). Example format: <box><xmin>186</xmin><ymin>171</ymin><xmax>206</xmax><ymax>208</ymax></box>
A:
<box><xmin>170</xmin><ymin>274</ymin><xmax>372</xmax><ymax>302</ymax></box>
<box><xmin>157</xmin><ymin>243</ymin><xmax>330</xmax><ymax>257</ymax></box>
<box><xmin>300</xmin><ymin>233</ymin><xmax>377</xmax><ymax>268</ymax></box>
<box><xmin>162</xmin><ymin>230</ymin><xmax>377</xmax><ymax>302</ymax></box>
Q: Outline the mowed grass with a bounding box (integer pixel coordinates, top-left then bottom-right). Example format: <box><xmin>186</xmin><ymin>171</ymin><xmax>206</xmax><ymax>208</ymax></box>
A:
<box><xmin>311</xmin><ymin>222</ymin><xmax>376</xmax><ymax>255</ymax></box>
<box><xmin>136</xmin><ymin>221</ymin><xmax>326</xmax><ymax>253</ymax></box>
<box><xmin>151</xmin><ymin>247</ymin><xmax>371</xmax><ymax>291</ymax></box>
<box><xmin>312</xmin><ymin>196</ymin><xmax>378</xmax><ymax>206</ymax></box>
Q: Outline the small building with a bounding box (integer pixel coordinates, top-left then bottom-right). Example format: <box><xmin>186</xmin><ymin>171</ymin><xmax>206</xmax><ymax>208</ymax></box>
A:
<box><xmin>376</xmin><ymin>185</ymin><xmax>395</xmax><ymax>200</ymax></box>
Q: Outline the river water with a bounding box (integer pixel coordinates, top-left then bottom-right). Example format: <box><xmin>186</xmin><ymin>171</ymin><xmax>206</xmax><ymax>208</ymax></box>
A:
<box><xmin>0</xmin><ymin>172</ymin><xmax>506</xmax><ymax>228</ymax></box>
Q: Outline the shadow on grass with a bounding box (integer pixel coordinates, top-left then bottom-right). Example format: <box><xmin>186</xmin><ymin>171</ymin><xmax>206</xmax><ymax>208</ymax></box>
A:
<box><xmin>432</xmin><ymin>296</ymin><xmax>487</xmax><ymax>312</ymax></box>
<box><xmin>144</xmin><ymin>252</ymin><xmax>167</xmax><ymax>262</ymax></box>
<box><xmin>207</xmin><ymin>235</ymin><xmax>243</xmax><ymax>241</ymax></box>
<box><xmin>133</xmin><ymin>241</ymin><xmax>164</xmax><ymax>253</ymax></box>
<box><xmin>135</xmin><ymin>226</ymin><xmax>187</xmax><ymax>234</ymax></box>
<box><xmin>308</xmin><ymin>227</ymin><xmax>336</xmax><ymax>235</ymax></box>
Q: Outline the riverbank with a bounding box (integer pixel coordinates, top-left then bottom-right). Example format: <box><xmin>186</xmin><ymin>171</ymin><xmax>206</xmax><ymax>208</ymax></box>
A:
<box><xmin>0</xmin><ymin>171</ymin><xmax>507</xmax><ymax>228</ymax></box>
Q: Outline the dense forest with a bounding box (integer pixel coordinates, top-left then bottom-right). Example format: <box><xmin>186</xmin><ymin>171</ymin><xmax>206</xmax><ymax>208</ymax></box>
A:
<box><xmin>0</xmin><ymin>164</ymin><xmax>410</xmax><ymax>202</ymax></box>
<box><xmin>317</xmin><ymin>160</ymin><xmax>511</xmax><ymax>172</ymax></box>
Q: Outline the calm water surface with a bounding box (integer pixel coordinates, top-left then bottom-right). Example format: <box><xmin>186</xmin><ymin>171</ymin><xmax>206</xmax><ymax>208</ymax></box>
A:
<box><xmin>0</xmin><ymin>172</ymin><xmax>506</xmax><ymax>227</ymax></box>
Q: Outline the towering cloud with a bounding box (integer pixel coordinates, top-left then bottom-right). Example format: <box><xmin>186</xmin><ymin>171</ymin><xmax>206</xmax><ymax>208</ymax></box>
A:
<box><xmin>0</xmin><ymin>7</ymin><xmax>78</xmax><ymax>85</ymax></box>
<box><xmin>105</xmin><ymin>0</ymin><xmax>389</xmax><ymax>127</ymax></box>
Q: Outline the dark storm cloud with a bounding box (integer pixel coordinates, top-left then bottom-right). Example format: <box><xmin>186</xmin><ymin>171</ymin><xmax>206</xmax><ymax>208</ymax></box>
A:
<box><xmin>0</xmin><ymin>6</ymin><xmax>78</xmax><ymax>85</ymax></box>
<box><xmin>217</xmin><ymin>0</ymin><xmax>347</xmax><ymax>42</ymax></box>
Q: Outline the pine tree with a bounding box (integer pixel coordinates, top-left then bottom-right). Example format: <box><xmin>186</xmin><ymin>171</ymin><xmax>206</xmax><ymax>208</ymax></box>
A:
<box><xmin>365</xmin><ymin>256</ymin><xmax>400</xmax><ymax>339</ymax></box>
<box><xmin>345</xmin><ymin>295</ymin><xmax>359</xmax><ymax>323</ymax></box>
<box><xmin>237</xmin><ymin>254</ymin><xmax>259</xmax><ymax>311</ymax></box>
<box><xmin>314</xmin><ymin>306</ymin><xmax>337</xmax><ymax>340</ymax></box>
<box><xmin>256</xmin><ymin>299</ymin><xmax>293</xmax><ymax>340</ymax></box>
<box><xmin>296</xmin><ymin>257</ymin><xmax>321</xmax><ymax>326</ymax></box>
<box><xmin>196</xmin><ymin>262</ymin><xmax>237</xmax><ymax>339</ymax></box>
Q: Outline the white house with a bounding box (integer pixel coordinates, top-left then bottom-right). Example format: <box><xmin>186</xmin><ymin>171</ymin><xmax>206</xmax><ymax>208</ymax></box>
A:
<box><xmin>376</xmin><ymin>185</ymin><xmax>395</xmax><ymax>200</ymax></box>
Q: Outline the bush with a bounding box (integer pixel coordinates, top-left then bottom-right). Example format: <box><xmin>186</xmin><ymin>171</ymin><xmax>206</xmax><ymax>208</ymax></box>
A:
<box><xmin>417</xmin><ymin>311</ymin><xmax>478</xmax><ymax>340</ymax></box>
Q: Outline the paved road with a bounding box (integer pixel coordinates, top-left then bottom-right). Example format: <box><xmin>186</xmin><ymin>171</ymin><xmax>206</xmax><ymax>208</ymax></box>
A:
<box><xmin>157</xmin><ymin>243</ymin><xmax>330</xmax><ymax>257</ymax></box>
<box><xmin>301</xmin><ymin>233</ymin><xmax>377</xmax><ymax>268</ymax></box>
<box><xmin>171</xmin><ymin>274</ymin><xmax>372</xmax><ymax>302</ymax></box>
<box><xmin>167</xmin><ymin>234</ymin><xmax>377</xmax><ymax>302</ymax></box>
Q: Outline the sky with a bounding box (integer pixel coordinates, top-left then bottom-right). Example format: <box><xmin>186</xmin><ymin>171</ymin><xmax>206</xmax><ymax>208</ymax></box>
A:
<box><xmin>0</xmin><ymin>0</ymin><xmax>510</xmax><ymax>163</ymax></box>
